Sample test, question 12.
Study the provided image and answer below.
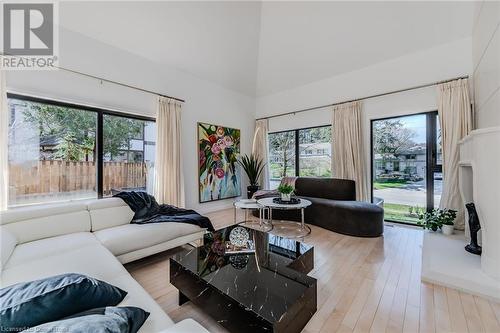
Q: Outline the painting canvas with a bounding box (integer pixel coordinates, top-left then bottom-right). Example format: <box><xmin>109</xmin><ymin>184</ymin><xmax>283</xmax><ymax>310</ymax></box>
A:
<box><xmin>198</xmin><ymin>122</ymin><xmax>241</xmax><ymax>202</ymax></box>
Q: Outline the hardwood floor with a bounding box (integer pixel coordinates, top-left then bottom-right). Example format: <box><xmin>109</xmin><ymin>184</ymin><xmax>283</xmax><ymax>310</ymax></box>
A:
<box><xmin>125</xmin><ymin>209</ymin><xmax>500</xmax><ymax>333</ymax></box>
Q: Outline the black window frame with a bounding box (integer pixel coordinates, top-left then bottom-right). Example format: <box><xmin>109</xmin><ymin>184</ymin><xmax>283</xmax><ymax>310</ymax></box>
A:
<box><xmin>7</xmin><ymin>93</ymin><xmax>155</xmax><ymax>200</ymax></box>
<box><xmin>268</xmin><ymin>124</ymin><xmax>332</xmax><ymax>178</ymax></box>
<box><xmin>370</xmin><ymin>111</ymin><xmax>442</xmax><ymax>225</ymax></box>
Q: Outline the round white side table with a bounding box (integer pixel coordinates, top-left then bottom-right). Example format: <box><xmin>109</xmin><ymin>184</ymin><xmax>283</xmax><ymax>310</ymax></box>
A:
<box><xmin>233</xmin><ymin>199</ymin><xmax>272</xmax><ymax>232</ymax></box>
<box><xmin>256</xmin><ymin>197</ymin><xmax>312</xmax><ymax>237</ymax></box>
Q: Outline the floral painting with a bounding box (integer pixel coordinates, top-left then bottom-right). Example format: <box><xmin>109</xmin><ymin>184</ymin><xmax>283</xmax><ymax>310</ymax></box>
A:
<box><xmin>198</xmin><ymin>122</ymin><xmax>241</xmax><ymax>202</ymax></box>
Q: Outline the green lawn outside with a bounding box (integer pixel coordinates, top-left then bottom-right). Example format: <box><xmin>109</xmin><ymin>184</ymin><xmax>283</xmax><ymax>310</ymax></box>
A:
<box><xmin>383</xmin><ymin>203</ymin><xmax>421</xmax><ymax>224</ymax></box>
<box><xmin>373</xmin><ymin>181</ymin><xmax>408</xmax><ymax>190</ymax></box>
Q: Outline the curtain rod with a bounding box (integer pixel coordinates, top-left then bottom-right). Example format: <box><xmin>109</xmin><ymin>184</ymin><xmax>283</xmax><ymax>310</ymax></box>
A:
<box><xmin>256</xmin><ymin>75</ymin><xmax>469</xmax><ymax>121</ymax></box>
<box><xmin>0</xmin><ymin>52</ymin><xmax>185</xmax><ymax>103</ymax></box>
<box><xmin>57</xmin><ymin>66</ymin><xmax>185</xmax><ymax>103</ymax></box>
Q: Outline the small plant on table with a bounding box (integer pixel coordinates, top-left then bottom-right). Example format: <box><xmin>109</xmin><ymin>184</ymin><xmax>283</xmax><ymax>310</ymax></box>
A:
<box><xmin>277</xmin><ymin>183</ymin><xmax>294</xmax><ymax>201</ymax></box>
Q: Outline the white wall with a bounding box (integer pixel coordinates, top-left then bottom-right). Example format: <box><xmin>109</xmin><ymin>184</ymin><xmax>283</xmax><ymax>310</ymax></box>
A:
<box><xmin>258</xmin><ymin>38</ymin><xmax>472</xmax><ymax>198</ymax></box>
<box><xmin>5</xmin><ymin>28</ymin><xmax>255</xmax><ymax>213</ymax></box>
<box><xmin>472</xmin><ymin>1</ymin><xmax>500</xmax><ymax>129</ymax></box>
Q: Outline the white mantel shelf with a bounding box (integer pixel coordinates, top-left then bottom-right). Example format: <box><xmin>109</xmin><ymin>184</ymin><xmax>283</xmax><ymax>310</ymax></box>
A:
<box><xmin>422</xmin><ymin>126</ymin><xmax>500</xmax><ymax>302</ymax></box>
<box><xmin>422</xmin><ymin>231</ymin><xmax>500</xmax><ymax>302</ymax></box>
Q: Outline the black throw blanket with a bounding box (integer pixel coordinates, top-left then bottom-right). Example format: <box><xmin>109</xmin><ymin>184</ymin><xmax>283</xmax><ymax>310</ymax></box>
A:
<box><xmin>114</xmin><ymin>191</ymin><xmax>214</xmax><ymax>231</ymax></box>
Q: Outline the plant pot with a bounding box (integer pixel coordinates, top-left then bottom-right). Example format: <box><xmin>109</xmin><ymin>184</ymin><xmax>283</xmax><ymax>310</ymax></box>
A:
<box><xmin>247</xmin><ymin>185</ymin><xmax>260</xmax><ymax>199</ymax></box>
<box><xmin>280</xmin><ymin>193</ymin><xmax>291</xmax><ymax>201</ymax></box>
<box><xmin>442</xmin><ymin>224</ymin><xmax>454</xmax><ymax>236</ymax></box>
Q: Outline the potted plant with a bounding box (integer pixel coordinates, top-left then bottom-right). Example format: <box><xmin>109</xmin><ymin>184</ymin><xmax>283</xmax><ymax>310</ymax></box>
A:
<box><xmin>417</xmin><ymin>208</ymin><xmax>457</xmax><ymax>235</ymax></box>
<box><xmin>440</xmin><ymin>209</ymin><xmax>457</xmax><ymax>235</ymax></box>
<box><xmin>277</xmin><ymin>183</ymin><xmax>294</xmax><ymax>201</ymax></box>
<box><xmin>237</xmin><ymin>154</ymin><xmax>266</xmax><ymax>198</ymax></box>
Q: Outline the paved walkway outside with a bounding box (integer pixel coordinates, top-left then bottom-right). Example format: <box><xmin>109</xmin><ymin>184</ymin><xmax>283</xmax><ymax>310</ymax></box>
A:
<box><xmin>374</xmin><ymin>180</ymin><xmax>442</xmax><ymax>206</ymax></box>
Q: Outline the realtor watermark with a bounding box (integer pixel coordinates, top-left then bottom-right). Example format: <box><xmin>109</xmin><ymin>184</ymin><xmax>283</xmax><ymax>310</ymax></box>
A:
<box><xmin>1</xmin><ymin>1</ymin><xmax>59</xmax><ymax>70</ymax></box>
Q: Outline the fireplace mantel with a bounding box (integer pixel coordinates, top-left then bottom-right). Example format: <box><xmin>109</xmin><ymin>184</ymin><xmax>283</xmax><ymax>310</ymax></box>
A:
<box><xmin>458</xmin><ymin>127</ymin><xmax>500</xmax><ymax>279</ymax></box>
<box><xmin>422</xmin><ymin>127</ymin><xmax>500</xmax><ymax>301</ymax></box>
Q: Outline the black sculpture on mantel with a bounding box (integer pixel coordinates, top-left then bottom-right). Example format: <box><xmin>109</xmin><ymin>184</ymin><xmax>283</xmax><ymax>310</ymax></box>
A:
<box><xmin>465</xmin><ymin>202</ymin><xmax>482</xmax><ymax>255</ymax></box>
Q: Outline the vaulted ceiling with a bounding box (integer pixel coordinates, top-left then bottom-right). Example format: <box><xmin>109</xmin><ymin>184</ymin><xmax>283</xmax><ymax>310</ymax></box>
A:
<box><xmin>59</xmin><ymin>1</ymin><xmax>475</xmax><ymax>97</ymax></box>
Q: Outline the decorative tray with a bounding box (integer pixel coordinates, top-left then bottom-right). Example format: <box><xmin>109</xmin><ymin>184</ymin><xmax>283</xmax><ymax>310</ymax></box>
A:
<box><xmin>272</xmin><ymin>197</ymin><xmax>301</xmax><ymax>205</ymax></box>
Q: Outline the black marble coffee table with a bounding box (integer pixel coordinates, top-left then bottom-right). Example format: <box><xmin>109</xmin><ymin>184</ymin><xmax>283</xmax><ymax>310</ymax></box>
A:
<box><xmin>170</xmin><ymin>225</ymin><xmax>317</xmax><ymax>333</ymax></box>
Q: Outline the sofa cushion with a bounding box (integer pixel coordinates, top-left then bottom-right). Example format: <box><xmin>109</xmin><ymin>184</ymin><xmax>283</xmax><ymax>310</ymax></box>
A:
<box><xmin>295</xmin><ymin>177</ymin><xmax>356</xmax><ymax>201</ymax></box>
<box><xmin>4</xmin><ymin>232</ymin><xmax>99</xmax><ymax>270</ymax></box>
<box><xmin>0</xmin><ymin>202</ymin><xmax>91</xmax><ymax>244</ymax></box>
<box><xmin>0</xmin><ymin>228</ymin><xmax>17</xmax><ymax>271</ymax></box>
<box><xmin>304</xmin><ymin>196</ymin><xmax>384</xmax><ymax>237</ymax></box>
<box><xmin>44</xmin><ymin>306</ymin><xmax>150</xmax><ymax>333</ymax></box>
<box><xmin>0</xmin><ymin>273</ymin><xmax>127</xmax><ymax>331</ymax></box>
<box><xmin>1</xmin><ymin>242</ymin><xmax>129</xmax><ymax>287</ymax></box>
<box><xmin>105</xmin><ymin>275</ymin><xmax>174</xmax><ymax>332</ymax></box>
<box><xmin>94</xmin><ymin>223</ymin><xmax>202</xmax><ymax>257</ymax></box>
<box><xmin>0</xmin><ymin>242</ymin><xmax>174</xmax><ymax>333</ymax></box>
<box><xmin>87</xmin><ymin>198</ymin><xmax>134</xmax><ymax>231</ymax></box>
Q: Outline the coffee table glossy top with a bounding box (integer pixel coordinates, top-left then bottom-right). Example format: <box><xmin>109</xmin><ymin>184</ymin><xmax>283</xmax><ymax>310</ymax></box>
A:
<box><xmin>171</xmin><ymin>225</ymin><xmax>316</xmax><ymax>325</ymax></box>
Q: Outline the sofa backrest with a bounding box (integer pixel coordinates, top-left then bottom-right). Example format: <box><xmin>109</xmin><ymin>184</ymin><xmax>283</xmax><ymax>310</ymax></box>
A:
<box><xmin>86</xmin><ymin>198</ymin><xmax>134</xmax><ymax>231</ymax></box>
<box><xmin>0</xmin><ymin>202</ymin><xmax>91</xmax><ymax>244</ymax></box>
<box><xmin>295</xmin><ymin>177</ymin><xmax>356</xmax><ymax>200</ymax></box>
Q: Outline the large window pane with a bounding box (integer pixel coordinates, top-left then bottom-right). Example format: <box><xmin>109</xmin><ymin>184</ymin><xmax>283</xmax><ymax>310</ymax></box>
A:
<box><xmin>268</xmin><ymin>131</ymin><xmax>296</xmax><ymax>189</ymax></box>
<box><xmin>8</xmin><ymin>98</ymin><xmax>97</xmax><ymax>206</ymax></box>
<box><xmin>103</xmin><ymin>114</ymin><xmax>156</xmax><ymax>196</ymax></box>
<box><xmin>298</xmin><ymin>127</ymin><xmax>332</xmax><ymax>177</ymax></box>
<box><xmin>372</xmin><ymin>114</ymin><xmax>427</xmax><ymax>224</ymax></box>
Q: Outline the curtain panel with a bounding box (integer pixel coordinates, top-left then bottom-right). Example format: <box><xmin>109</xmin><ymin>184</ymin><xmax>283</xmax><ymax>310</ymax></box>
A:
<box><xmin>154</xmin><ymin>97</ymin><xmax>185</xmax><ymax>207</ymax></box>
<box><xmin>332</xmin><ymin>101</ymin><xmax>369</xmax><ymax>201</ymax></box>
<box><xmin>252</xmin><ymin>119</ymin><xmax>270</xmax><ymax>189</ymax></box>
<box><xmin>437</xmin><ymin>78</ymin><xmax>472</xmax><ymax>230</ymax></box>
<box><xmin>0</xmin><ymin>70</ymin><xmax>8</xmax><ymax>210</ymax></box>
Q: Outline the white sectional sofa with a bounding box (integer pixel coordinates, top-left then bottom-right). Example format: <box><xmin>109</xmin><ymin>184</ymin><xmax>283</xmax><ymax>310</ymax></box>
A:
<box><xmin>0</xmin><ymin>198</ymin><xmax>209</xmax><ymax>333</ymax></box>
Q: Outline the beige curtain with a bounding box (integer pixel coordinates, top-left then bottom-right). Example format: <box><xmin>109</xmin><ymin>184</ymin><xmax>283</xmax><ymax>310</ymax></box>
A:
<box><xmin>332</xmin><ymin>101</ymin><xmax>369</xmax><ymax>201</ymax></box>
<box><xmin>0</xmin><ymin>70</ymin><xmax>8</xmax><ymax>211</ymax></box>
<box><xmin>437</xmin><ymin>78</ymin><xmax>472</xmax><ymax>230</ymax></box>
<box><xmin>154</xmin><ymin>97</ymin><xmax>185</xmax><ymax>207</ymax></box>
<box><xmin>252</xmin><ymin>119</ymin><xmax>269</xmax><ymax>189</ymax></box>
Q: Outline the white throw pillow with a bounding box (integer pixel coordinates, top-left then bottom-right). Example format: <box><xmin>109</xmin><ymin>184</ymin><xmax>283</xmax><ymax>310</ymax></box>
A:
<box><xmin>1</xmin><ymin>227</ymin><xmax>17</xmax><ymax>270</ymax></box>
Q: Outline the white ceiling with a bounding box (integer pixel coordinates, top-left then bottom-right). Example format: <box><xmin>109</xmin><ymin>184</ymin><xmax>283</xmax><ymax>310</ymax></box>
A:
<box><xmin>59</xmin><ymin>1</ymin><xmax>475</xmax><ymax>97</ymax></box>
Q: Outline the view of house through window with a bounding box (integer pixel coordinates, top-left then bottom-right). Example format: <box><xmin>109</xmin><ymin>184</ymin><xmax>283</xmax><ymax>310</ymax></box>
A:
<box><xmin>371</xmin><ymin>112</ymin><xmax>442</xmax><ymax>224</ymax></box>
<box><xmin>268</xmin><ymin>126</ymin><xmax>331</xmax><ymax>189</ymax></box>
<box><xmin>298</xmin><ymin>127</ymin><xmax>332</xmax><ymax>177</ymax></box>
<box><xmin>7</xmin><ymin>96</ymin><xmax>156</xmax><ymax>207</ymax></box>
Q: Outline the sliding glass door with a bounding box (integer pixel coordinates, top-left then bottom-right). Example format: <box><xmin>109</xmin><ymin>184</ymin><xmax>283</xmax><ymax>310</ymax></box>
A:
<box><xmin>371</xmin><ymin>112</ymin><xmax>441</xmax><ymax>224</ymax></box>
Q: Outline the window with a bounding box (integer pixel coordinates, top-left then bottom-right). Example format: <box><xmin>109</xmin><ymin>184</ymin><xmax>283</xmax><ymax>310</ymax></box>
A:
<box><xmin>268</xmin><ymin>125</ymin><xmax>332</xmax><ymax>189</ymax></box>
<box><xmin>7</xmin><ymin>94</ymin><xmax>155</xmax><ymax>207</ymax></box>
<box><xmin>8</xmin><ymin>97</ymin><xmax>97</xmax><ymax>207</ymax></box>
<box><xmin>268</xmin><ymin>130</ymin><xmax>296</xmax><ymax>189</ymax></box>
<box><xmin>298</xmin><ymin>127</ymin><xmax>332</xmax><ymax>178</ymax></box>
<box><xmin>371</xmin><ymin>112</ymin><xmax>442</xmax><ymax>224</ymax></box>
<box><xmin>103</xmin><ymin>114</ymin><xmax>155</xmax><ymax>196</ymax></box>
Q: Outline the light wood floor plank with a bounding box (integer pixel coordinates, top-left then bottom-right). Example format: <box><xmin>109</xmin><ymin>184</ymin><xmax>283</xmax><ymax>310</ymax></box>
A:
<box><xmin>460</xmin><ymin>291</ymin><xmax>485</xmax><ymax>333</ymax></box>
<box><xmin>474</xmin><ymin>296</ymin><xmax>500</xmax><ymax>333</ymax></box>
<box><xmin>446</xmin><ymin>288</ymin><xmax>469</xmax><ymax>333</ymax></box>
<box><xmin>124</xmin><ymin>208</ymin><xmax>500</xmax><ymax>333</ymax></box>
<box><xmin>433</xmin><ymin>285</ymin><xmax>451</xmax><ymax>333</ymax></box>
